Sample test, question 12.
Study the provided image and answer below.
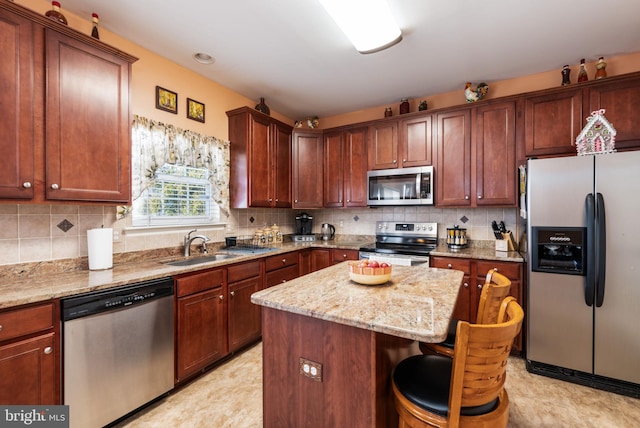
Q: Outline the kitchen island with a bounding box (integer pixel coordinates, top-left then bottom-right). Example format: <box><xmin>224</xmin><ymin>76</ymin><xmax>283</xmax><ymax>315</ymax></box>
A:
<box><xmin>251</xmin><ymin>263</ymin><xmax>463</xmax><ymax>428</ymax></box>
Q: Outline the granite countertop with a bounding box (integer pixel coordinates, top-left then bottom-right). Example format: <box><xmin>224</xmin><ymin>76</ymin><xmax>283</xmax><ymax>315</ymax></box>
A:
<box><xmin>430</xmin><ymin>244</ymin><xmax>525</xmax><ymax>263</ymax></box>
<box><xmin>0</xmin><ymin>240</ymin><xmax>370</xmax><ymax>310</ymax></box>
<box><xmin>252</xmin><ymin>263</ymin><xmax>464</xmax><ymax>343</ymax></box>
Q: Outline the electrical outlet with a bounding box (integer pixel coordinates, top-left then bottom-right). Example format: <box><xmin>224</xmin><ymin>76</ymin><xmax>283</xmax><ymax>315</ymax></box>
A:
<box><xmin>299</xmin><ymin>357</ymin><xmax>323</xmax><ymax>382</ymax></box>
<box><xmin>113</xmin><ymin>230</ymin><xmax>120</xmax><ymax>241</ymax></box>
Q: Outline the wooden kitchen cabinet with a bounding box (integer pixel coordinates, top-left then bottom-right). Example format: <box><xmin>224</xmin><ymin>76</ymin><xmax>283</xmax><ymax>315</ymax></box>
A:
<box><xmin>0</xmin><ymin>301</ymin><xmax>60</xmax><ymax>404</ymax></box>
<box><xmin>175</xmin><ymin>268</ymin><xmax>228</xmax><ymax>383</ymax></box>
<box><xmin>324</xmin><ymin>126</ymin><xmax>368</xmax><ymax>208</ymax></box>
<box><xmin>0</xmin><ymin>1</ymin><xmax>137</xmax><ymax>203</ymax></box>
<box><xmin>435</xmin><ymin>108</ymin><xmax>472</xmax><ymax>207</ymax></box>
<box><xmin>331</xmin><ymin>248</ymin><xmax>359</xmax><ymax>264</ymax></box>
<box><xmin>310</xmin><ymin>249</ymin><xmax>332</xmax><ymax>272</ymax></box>
<box><xmin>430</xmin><ymin>256</ymin><xmax>524</xmax><ymax>354</ymax></box>
<box><xmin>523</xmin><ymin>87</ymin><xmax>584</xmax><ymax>157</ymax></box>
<box><xmin>367</xmin><ymin>120</ymin><xmax>399</xmax><ymax>170</ymax></box>
<box><xmin>292</xmin><ymin>129</ymin><xmax>324</xmax><ymax>208</ymax></box>
<box><xmin>228</xmin><ymin>260</ymin><xmax>263</xmax><ymax>352</ymax></box>
<box><xmin>367</xmin><ymin>114</ymin><xmax>433</xmax><ymax>170</ymax></box>
<box><xmin>474</xmin><ymin>101</ymin><xmax>517</xmax><ymax>206</ymax></box>
<box><xmin>265</xmin><ymin>251</ymin><xmax>299</xmax><ymax>287</ymax></box>
<box><xmin>227</xmin><ymin>107</ymin><xmax>293</xmax><ymax>208</ymax></box>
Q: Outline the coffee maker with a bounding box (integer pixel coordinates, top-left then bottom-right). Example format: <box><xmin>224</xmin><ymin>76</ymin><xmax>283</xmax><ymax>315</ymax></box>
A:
<box><xmin>295</xmin><ymin>213</ymin><xmax>314</xmax><ymax>235</ymax></box>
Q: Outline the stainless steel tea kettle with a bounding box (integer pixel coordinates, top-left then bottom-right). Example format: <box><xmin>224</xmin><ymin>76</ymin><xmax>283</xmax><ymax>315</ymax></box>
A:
<box><xmin>321</xmin><ymin>223</ymin><xmax>335</xmax><ymax>241</ymax></box>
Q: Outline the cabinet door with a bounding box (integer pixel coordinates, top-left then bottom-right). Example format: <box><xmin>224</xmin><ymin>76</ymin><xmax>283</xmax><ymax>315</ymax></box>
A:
<box><xmin>331</xmin><ymin>249</ymin><xmax>359</xmax><ymax>264</ymax></box>
<box><xmin>400</xmin><ymin>115</ymin><xmax>433</xmax><ymax>168</ymax></box>
<box><xmin>272</xmin><ymin>121</ymin><xmax>292</xmax><ymax>208</ymax></box>
<box><xmin>474</xmin><ymin>101</ymin><xmax>517</xmax><ymax>206</ymax></box>
<box><xmin>344</xmin><ymin>127</ymin><xmax>368</xmax><ymax>207</ymax></box>
<box><xmin>311</xmin><ymin>249</ymin><xmax>331</xmax><ymax>272</ymax></box>
<box><xmin>368</xmin><ymin>121</ymin><xmax>398</xmax><ymax>170</ymax></box>
<box><xmin>323</xmin><ymin>130</ymin><xmax>344</xmax><ymax>208</ymax></box>
<box><xmin>45</xmin><ymin>30</ymin><xmax>131</xmax><ymax>203</ymax></box>
<box><xmin>524</xmin><ymin>88</ymin><xmax>583</xmax><ymax>157</ymax></box>
<box><xmin>436</xmin><ymin>109</ymin><xmax>472</xmax><ymax>207</ymax></box>
<box><xmin>430</xmin><ymin>256</ymin><xmax>473</xmax><ymax>322</ymax></box>
<box><xmin>0</xmin><ymin>9</ymin><xmax>35</xmax><ymax>199</ymax></box>
<box><xmin>590</xmin><ymin>76</ymin><xmax>640</xmax><ymax>151</ymax></box>
<box><xmin>229</xmin><ymin>275</ymin><xmax>262</xmax><ymax>352</ymax></box>
<box><xmin>292</xmin><ymin>130</ymin><xmax>323</xmax><ymax>208</ymax></box>
<box><xmin>298</xmin><ymin>249</ymin><xmax>312</xmax><ymax>276</ymax></box>
<box><xmin>248</xmin><ymin>113</ymin><xmax>273</xmax><ymax>207</ymax></box>
<box><xmin>176</xmin><ymin>287</ymin><xmax>227</xmax><ymax>382</ymax></box>
<box><xmin>0</xmin><ymin>333</ymin><xmax>57</xmax><ymax>404</ymax></box>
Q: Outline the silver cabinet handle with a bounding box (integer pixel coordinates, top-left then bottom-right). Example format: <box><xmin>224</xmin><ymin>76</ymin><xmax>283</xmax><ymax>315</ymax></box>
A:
<box><xmin>402</xmin><ymin>159</ymin><xmax>407</xmax><ymax>163</ymax></box>
<box><xmin>478</xmin><ymin>195</ymin><xmax>483</xmax><ymax>199</ymax></box>
<box><xmin>463</xmin><ymin>282</ymin><xmax>469</xmax><ymax>288</ymax></box>
<box><xmin>219</xmin><ymin>295</ymin><xmax>224</xmax><ymax>300</ymax></box>
<box><xmin>464</xmin><ymin>195</ymin><xmax>469</xmax><ymax>200</ymax></box>
<box><xmin>393</xmin><ymin>160</ymin><xmax>397</xmax><ymax>164</ymax></box>
<box><xmin>342</xmin><ymin>254</ymin><xmax>347</xmax><ymax>259</ymax></box>
<box><xmin>23</xmin><ymin>182</ymin><xmax>32</xmax><ymax>188</ymax></box>
<box><xmin>230</xmin><ymin>291</ymin><xmax>235</xmax><ymax>297</ymax></box>
<box><xmin>0</xmin><ymin>325</ymin><xmax>2</xmax><ymax>331</ymax></box>
<box><xmin>51</xmin><ymin>183</ymin><xmax>59</xmax><ymax>190</ymax></box>
<box><xmin>44</xmin><ymin>347</ymin><xmax>52</xmax><ymax>355</ymax></box>
<box><xmin>478</xmin><ymin>283</ymin><xmax>483</xmax><ymax>289</ymax></box>
<box><xmin>281</xmin><ymin>258</ymin><xmax>287</xmax><ymax>264</ymax></box>
<box><xmin>447</xmin><ymin>263</ymin><xmax>452</xmax><ymax>269</ymax></box>
<box><xmin>275</xmin><ymin>198</ymin><xmax>279</xmax><ymax>202</ymax></box>
<box><xmin>294</xmin><ymin>199</ymin><xmax>298</xmax><ymax>203</ymax></box>
<box><xmin>269</xmin><ymin>198</ymin><xmax>273</xmax><ymax>202</ymax></box>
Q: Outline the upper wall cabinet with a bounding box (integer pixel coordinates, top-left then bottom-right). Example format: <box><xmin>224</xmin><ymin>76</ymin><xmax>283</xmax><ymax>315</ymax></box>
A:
<box><xmin>227</xmin><ymin>107</ymin><xmax>293</xmax><ymax>208</ymax></box>
<box><xmin>324</xmin><ymin>126</ymin><xmax>368</xmax><ymax>208</ymax></box>
<box><xmin>367</xmin><ymin>113</ymin><xmax>433</xmax><ymax>170</ymax></box>
<box><xmin>292</xmin><ymin>129</ymin><xmax>323</xmax><ymax>209</ymax></box>
<box><xmin>435</xmin><ymin>109</ymin><xmax>472</xmax><ymax>207</ymax></box>
<box><xmin>0</xmin><ymin>1</ymin><xmax>137</xmax><ymax>203</ymax></box>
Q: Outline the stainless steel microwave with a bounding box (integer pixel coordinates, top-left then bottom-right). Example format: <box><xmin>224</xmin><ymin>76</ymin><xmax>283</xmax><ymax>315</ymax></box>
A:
<box><xmin>367</xmin><ymin>166</ymin><xmax>434</xmax><ymax>206</ymax></box>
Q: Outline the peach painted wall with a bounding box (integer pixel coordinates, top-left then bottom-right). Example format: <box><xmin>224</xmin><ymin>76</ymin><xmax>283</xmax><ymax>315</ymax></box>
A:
<box><xmin>18</xmin><ymin>0</ymin><xmax>293</xmax><ymax>141</ymax></box>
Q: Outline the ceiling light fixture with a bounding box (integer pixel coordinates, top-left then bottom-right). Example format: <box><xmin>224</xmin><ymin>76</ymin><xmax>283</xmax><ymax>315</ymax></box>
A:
<box><xmin>319</xmin><ymin>0</ymin><xmax>402</xmax><ymax>54</ymax></box>
<box><xmin>193</xmin><ymin>52</ymin><xmax>215</xmax><ymax>64</ymax></box>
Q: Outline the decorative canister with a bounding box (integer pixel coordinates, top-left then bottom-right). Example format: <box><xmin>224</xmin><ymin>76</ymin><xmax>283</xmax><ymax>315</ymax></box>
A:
<box><xmin>384</xmin><ymin>107</ymin><xmax>393</xmax><ymax>117</ymax></box>
<box><xmin>399</xmin><ymin>99</ymin><xmax>410</xmax><ymax>114</ymax></box>
<box><xmin>255</xmin><ymin>97</ymin><xmax>270</xmax><ymax>115</ymax></box>
<box><xmin>271</xmin><ymin>224</ymin><xmax>282</xmax><ymax>244</ymax></box>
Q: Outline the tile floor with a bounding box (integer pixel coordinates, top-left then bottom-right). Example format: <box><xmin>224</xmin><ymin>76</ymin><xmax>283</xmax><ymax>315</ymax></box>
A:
<box><xmin>114</xmin><ymin>343</ymin><xmax>639</xmax><ymax>428</ymax></box>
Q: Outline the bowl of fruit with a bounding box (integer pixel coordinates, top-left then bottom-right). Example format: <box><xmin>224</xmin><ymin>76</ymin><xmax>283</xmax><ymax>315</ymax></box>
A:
<box><xmin>348</xmin><ymin>260</ymin><xmax>392</xmax><ymax>285</ymax></box>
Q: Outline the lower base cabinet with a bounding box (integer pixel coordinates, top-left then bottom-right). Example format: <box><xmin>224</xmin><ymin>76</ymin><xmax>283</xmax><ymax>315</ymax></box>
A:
<box><xmin>175</xmin><ymin>268</ymin><xmax>228</xmax><ymax>383</ymax></box>
<box><xmin>430</xmin><ymin>256</ymin><xmax>524</xmax><ymax>354</ymax></box>
<box><xmin>265</xmin><ymin>252</ymin><xmax>299</xmax><ymax>287</ymax></box>
<box><xmin>228</xmin><ymin>260</ymin><xmax>263</xmax><ymax>352</ymax></box>
<box><xmin>0</xmin><ymin>301</ymin><xmax>59</xmax><ymax>404</ymax></box>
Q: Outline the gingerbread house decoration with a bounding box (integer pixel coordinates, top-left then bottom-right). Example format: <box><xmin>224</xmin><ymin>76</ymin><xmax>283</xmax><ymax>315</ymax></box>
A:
<box><xmin>575</xmin><ymin>109</ymin><xmax>616</xmax><ymax>156</ymax></box>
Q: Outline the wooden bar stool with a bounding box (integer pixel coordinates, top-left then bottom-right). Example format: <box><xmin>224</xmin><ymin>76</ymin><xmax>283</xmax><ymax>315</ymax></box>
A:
<box><xmin>392</xmin><ymin>297</ymin><xmax>524</xmax><ymax>427</ymax></box>
<box><xmin>420</xmin><ymin>270</ymin><xmax>511</xmax><ymax>357</ymax></box>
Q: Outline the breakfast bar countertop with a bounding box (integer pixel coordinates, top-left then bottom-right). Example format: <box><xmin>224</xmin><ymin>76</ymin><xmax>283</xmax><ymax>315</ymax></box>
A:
<box><xmin>252</xmin><ymin>262</ymin><xmax>464</xmax><ymax>343</ymax></box>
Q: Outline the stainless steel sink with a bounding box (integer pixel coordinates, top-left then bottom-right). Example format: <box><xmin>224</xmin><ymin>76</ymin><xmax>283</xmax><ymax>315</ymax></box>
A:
<box><xmin>163</xmin><ymin>253</ymin><xmax>239</xmax><ymax>266</ymax></box>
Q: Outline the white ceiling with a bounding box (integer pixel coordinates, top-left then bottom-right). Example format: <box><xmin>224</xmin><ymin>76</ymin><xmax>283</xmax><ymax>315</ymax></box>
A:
<box><xmin>58</xmin><ymin>0</ymin><xmax>640</xmax><ymax>120</ymax></box>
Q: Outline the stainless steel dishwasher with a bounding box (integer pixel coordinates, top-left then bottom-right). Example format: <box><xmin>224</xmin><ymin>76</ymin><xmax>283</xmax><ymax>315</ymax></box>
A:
<box><xmin>61</xmin><ymin>277</ymin><xmax>174</xmax><ymax>428</ymax></box>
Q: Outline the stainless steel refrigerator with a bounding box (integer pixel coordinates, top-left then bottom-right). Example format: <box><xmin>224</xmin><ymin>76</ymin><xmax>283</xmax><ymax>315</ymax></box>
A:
<box><xmin>526</xmin><ymin>151</ymin><xmax>640</xmax><ymax>398</ymax></box>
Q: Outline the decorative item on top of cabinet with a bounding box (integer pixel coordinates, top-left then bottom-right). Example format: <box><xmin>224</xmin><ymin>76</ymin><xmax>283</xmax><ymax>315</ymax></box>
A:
<box><xmin>418</xmin><ymin>100</ymin><xmax>428</xmax><ymax>111</ymax></box>
<box><xmin>255</xmin><ymin>97</ymin><xmax>270</xmax><ymax>115</ymax></box>
<box><xmin>464</xmin><ymin>82</ymin><xmax>489</xmax><ymax>102</ymax></box>
<box><xmin>595</xmin><ymin>57</ymin><xmax>607</xmax><ymax>79</ymax></box>
<box><xmin>561</xmin><ymin>64</ymin><xmax>571</xmax><ymax>86</ymax></box>
<box><xmin>45</xmin><ymin>1</ymin><xmax>67</xmax><ymax>25</ymax></box>
<box><xmin>577</xmin><ymin>58</ymin><xmax>589</xmax><ymax>83</ymax></box>
<box><xmin>91</xmin><ymin>13</ymin><xmax>99</xmax><ymax>39</ymax></box>
<box><xmin>384</xmin><ymin>107</ymin><xmax>393</xmax><ymax>117</ymax></box>
<box><xmin>227</xmin><ymin>107</ymin><xmax>292</xmax><ymax>208</ymax></box>
<box><xmin>292</xmin><ymin>129</ymin><xmax>323</xmax><ymax>208</ymax></box>
<box><xmin>399</xmin><ymin>98</ymin><xmax>410</xmax><ymax>114</ymax></box>
<box><xmin>307</xmin><ymin>116</ymin><xmax>319</xmax><ymax>128</ymax></box>
<box><xmin>575</xmin><ymin>109</ymin><xmax>616</xmax><ymax>156</ymax></box>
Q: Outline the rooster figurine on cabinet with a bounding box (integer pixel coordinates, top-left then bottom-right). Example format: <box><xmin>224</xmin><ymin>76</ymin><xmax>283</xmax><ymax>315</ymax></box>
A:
<box><xmin>464</xmin><ymin>82</ymin><xmax>489</xmax><ymax>102</ymax></box>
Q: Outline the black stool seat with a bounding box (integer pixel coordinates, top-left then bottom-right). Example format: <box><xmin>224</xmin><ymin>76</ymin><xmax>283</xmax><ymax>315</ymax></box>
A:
<box><xmin>392</xmin><ymin>354</ymin><xmax>498</xmax><ymax>416</ymax></box>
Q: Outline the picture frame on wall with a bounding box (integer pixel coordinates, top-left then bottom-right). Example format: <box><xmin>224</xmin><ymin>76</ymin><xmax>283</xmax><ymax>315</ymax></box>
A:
<box><xmin>187</xmin><ymin>98</ymin><xmax>205</xmax><ymax>123</ymax></box>
<box><xmin>156</xmin><ymin>86</ymin><xmax>178</xmax><ymax>114</ymax></box>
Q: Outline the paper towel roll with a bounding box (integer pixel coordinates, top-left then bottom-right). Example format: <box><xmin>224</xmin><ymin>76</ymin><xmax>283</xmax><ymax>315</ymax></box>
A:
<box><xmin>87</xmin><ymin>228</ymin><xmax>113</xmax><ymax>270</ymax></box>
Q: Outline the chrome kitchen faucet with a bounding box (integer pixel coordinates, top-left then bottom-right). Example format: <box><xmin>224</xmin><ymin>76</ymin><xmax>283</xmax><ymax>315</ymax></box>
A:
<box><xmin>183</xmin><ymin>229</ymin><xmax>210</xmax><ymax>256</ymax></box>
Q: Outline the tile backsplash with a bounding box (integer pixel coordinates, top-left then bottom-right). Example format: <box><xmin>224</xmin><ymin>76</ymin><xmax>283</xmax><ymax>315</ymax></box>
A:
<box><xmin>0</xmin><ymin>204</ymin><xmax>520</xmax><ymax>266</ymax></box>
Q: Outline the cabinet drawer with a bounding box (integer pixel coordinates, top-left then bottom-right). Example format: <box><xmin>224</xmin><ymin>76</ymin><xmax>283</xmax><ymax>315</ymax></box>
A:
<box><xmin>228</xmin><ymin>260</ymin><xmax>262</xmax><ymax>283</ymax></box>
<box><xmin>430</xmin><ymin>257</ymin><xmax>471</xmax><ymax>274</ymax></box>
<box><xmin>331</xmin><ymin>249</ymin><xmax>359</xmax><ymax>264</ymax></box>
<box><xmin>476</xmin><ymin>261</ymin><xmax>521</xmax><ymax>280</ymax></box>
<box><xmin>265</xmin><ymin>252</ymin><xmax>298</xmax><ymax>271</ymax></box>
<box><xmin>0</xmin><ymin>303</ymin><xmax>55</xmax><ymax>342</ymax></box>
<box><xmin>176</xmin><ymin>268</ymin><xmax>225</xmax><ymax>297</ymax></box>
<box><xmin>266</xmin><ymin>265</ymin><xmax>299</xmax><ymax>287</ymax></box>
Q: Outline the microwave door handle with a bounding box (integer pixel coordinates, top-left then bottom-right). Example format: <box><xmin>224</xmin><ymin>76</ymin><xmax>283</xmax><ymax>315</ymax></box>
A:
<box><xmin>415</xmin><ymin>174</ymin><xmax>420</xmax><ymax>199</ymax></box>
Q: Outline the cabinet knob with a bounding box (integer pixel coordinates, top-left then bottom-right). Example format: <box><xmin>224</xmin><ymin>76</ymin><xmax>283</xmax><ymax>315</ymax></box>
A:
<box><xmin>463</xmin><ymin>282</ymin><xmax>469</xmax><ymax>288</ymax></box>
<box><xmin>402</xmin><ymin>159</ymin><xmax>407</xmax><ymax>163</ymax></box>
<box><xmin>294</xmin><ymin>199</ymin><xmax>298</xmax><ymax>203</ymax></box>
<box><xmin>447</xmin><ymin>263</ymin><xmax>452</xmax><ymax>269</ymax></box>
<box><xmin>347</xmin><ymin>199</ymin><xmax>350</xmax><ymax>203</ymax></box>
<box><xmin>342</xmin><ymin>254</ymin><xmax>347</xmax><ymax>259</ymax></box>
<box><xmin>281</xmin><ymin>279</ymin><xmax>287</xmax><ymax>283</ymax></box>
<box><xmin>464</xmin><ymin>195</ymin><xmax>469</xmax><ymax>200</ymax></box>
<box><xmin>281</xmin><ymin>258</ymin><xmax>287</xmax><ymax>264</ymax></box>
<box><xmin>230</xmin><ymin>291</ymin><xmax>235</xmax><ymax>297</ymax></box>
<box><xmin>393</xmin><ymin>160</ymin><xmax>397</xmax><ymax>164</ymax></box>
<box><xmin>23</xmin><ymin>182</ymin><xmax>32</xmax><ymax>188</ymax></box>
<box><xmin>44</xmin><ymin>347</ymin><xmax>52</xmax><ymax>355</ymax></box>
<box><xmin>275</xmin><ymin>198</ymin><xmax>279</xmax><ymax>202</ymax></box>
<box><xmin>269</xmin><ymin>198</ymin><xmax>273</xmax><ymax>202</ymax></box>
<box><xmin>493</xmin><ymin>267</ymin><xmax>498</xmax><ymax>271</ymax></box>
<box><xmin>0</xmin><ymin>325</ymin><xmax>2</xmax><ymax>331</ymax></box>
<box><xmin>51</xmin><ymin>183</ymin><xmax>59</xmax><ymax>190</ymax></box>
<box><xmin>219</xmin><ymin>295</ymin><xmax>224</xmax><ymax>300</ymax></box>
<box><xmin>478</xmin><ymin>283</ymin><xmax>483</xmax><ymax>289</ymax></box>
<box><xmin>478</xmin><ymin>194</ymin><xmax>483</xmax><ymax>199</ymax></box>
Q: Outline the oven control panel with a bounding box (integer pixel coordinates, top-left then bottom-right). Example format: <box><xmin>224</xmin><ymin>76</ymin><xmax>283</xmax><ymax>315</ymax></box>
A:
<box><xmin>376</xmin><ymin>221</ymin><xmax>437</xmax><ymax>237</ymax></box>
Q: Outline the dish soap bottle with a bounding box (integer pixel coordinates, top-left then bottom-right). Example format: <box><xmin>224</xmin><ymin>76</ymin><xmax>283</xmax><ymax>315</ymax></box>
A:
<box><xmin>45</xmin><ymin>1</ymin><xmax>67</xmax><ymax>25</ymax></box>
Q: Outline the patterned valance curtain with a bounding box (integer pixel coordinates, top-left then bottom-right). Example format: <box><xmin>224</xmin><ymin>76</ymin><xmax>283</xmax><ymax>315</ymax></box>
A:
<box><xmin>120</xmin><ymin>114</ymin><xmax>230</xmax><ymax>218</ymax></box>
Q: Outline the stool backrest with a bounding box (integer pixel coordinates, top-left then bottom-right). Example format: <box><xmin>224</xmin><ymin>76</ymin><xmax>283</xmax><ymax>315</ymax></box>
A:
<box><xmin>476</xmin><ymin>270</ymin><xmax>512</xmax><ymax>324</ymax></box>
<box><xmin>448</xmin><ymin>297</ymin><xmax>523</xmax><ymax>426</ymax></box>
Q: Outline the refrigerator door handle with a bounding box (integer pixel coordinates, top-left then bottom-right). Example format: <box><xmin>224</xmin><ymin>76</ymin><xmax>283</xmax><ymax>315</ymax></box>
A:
<box><xmin>595</xmin><ymin>192</ymin><xmax>606</xmax><ymax>307</ymax></box>
<box><xmin>585</xmin><ymin>193</ymin><xmax>596</xmax><ymax>307</ymax></box>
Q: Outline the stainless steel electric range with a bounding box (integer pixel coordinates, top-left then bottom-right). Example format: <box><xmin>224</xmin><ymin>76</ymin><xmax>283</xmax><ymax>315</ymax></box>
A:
<box><xmin>359</xmin><ymin>221</ymin><xmax>438</xmax><ymax>266</ymax></box>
